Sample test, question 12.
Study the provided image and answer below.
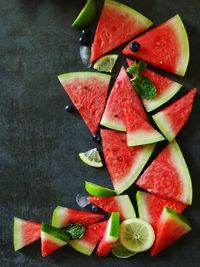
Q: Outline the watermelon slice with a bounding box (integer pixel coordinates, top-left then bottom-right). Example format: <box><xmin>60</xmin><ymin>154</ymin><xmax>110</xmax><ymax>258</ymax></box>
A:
<box><xmin>101</xmin><ymin>129</ymin><xmax>155</xmax><ymax>194</ymax></box>
<box><xmin>126</xmin><ymin>58</ymin><xmax>183</xmax><ymax>112</ymax></box>
<box><xmin>13</xmin><ymin>217</ymin><xmax>41</xmax><ymax>251</ymax></box>
<box><xmin>57</xmin><ymin>72</ymin><xmax>111</xmax><ymax>135</ymax></box>
<box><xmin>87</xmin><ymin>195</ymin><xmax>136</xmax><ymax>221</ymax></box>
<box><xmin>136</xmin><ymin>140</ymin><xmax>192</xmax><ymax>205</ymax></box>
<box><xmin>122</xmin><ymin>102</ymin><xmax>165</xmax><ymax>146</ymax></box>
<box><xmin>52</xmin><ymin>206</ymin><xmax>104</xmax><ymax>228</ymax></box>
<box><xmin>69</xmin><ymin>220</ymin><xmax>108</xmax><ymax>256</ymax></box>
<box><xmin>90</xmin><ymin>0</ymin><xmax>153</xmax><ymax>63</ymax></box>
<box><xmin>123</xmin><ymin>15</ymin><xmax>189</xmax><ymax>76</ymax></box>
<box><xmin>100</xmin><ymin>67</ymin><xmax>148</xmax><ymax>131</ymax></box>
<box><xmin>150</xmin><ymin>207</ymin><xmax>191</xmax><ymax>256</ymax></box>
<box><xmin>96</xmin><ymin>212</ymin><xmax>120</xmax><ymax>257</ymax></box>
<box><xmin>152</xmin><ymin>88</ymin><xmax>197</xmax><ymax>142</ymax></box>
<box><xmin>136</xmin><ymin>191</ymin><xmax>187</xmax><ymax>230</ymax></box>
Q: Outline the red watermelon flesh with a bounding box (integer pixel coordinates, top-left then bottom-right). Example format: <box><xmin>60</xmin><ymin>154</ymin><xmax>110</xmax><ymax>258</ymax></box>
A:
<box><xmin>100</xmin><ymin>129</ymin><xmax>155</xmax><ymax>194</ymax></box>
<box><xmin>100</xmin><ymin>66</ymin><xmax>148</xmax><ymax>132</ymax></box>
<box><xmin>90</xmin><ymin>0</ymin><xmax>153</xmax><ymax>62</ymax></box>
<box><xmin>13</xmin><ymin>217</ymin><xmax>41</xmax><ymax>251</ymax></box>
<box><xmin>153</xmin><ymin>88</ymin><xmax>197</xmax><ymax>142</ymax></box>
<box><xmin>123</xmin><ymin>15</ymin><xmax>189</xmax><ymax>76</ymax></box>
<box><xmin>52</xmin><ymin>206</ymin><xmax>105</xmax><ymax>228</ymax></box>
<box><xmin>69</xmin><ymin>220</ymin><xmax>108</xmax><ymax>256</ymax></box>
<box><xmin>136</xmin><ymin>191</ymin><xmax>187</xmax><ymax>231</ymax></box>
<box><xmin>87</xmin><ymin>195</ymin><xmax>136</xmax><ymax>221</ymax></box>
<box><xmin>150</xmin><ymin>207</ymin><xmax>191</xmax><ymax>256</ymax></box>
<box><xmin>126</xmin><ymin>58</ymin><xmax>182</xmax><ymax>112</ymax></box>
<box><xmin>122</xmin><ymin>102</ymin><xmax>164</xmax><ymax>146</ymax></box>
<box><xmin>136</xmin><ymin>140</ymin><xmax>192</xmax><ymax>205</ymax></box>
<box><xmin>57</xmin><ymin>72</ymin><xmax>111</xmax><ymax>135</ymax></box>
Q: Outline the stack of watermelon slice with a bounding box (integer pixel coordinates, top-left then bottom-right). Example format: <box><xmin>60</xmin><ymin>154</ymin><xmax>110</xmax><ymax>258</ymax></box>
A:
<box><xmin>14</xmin><ymin>0</ymin><xmax>197</xmax><ymax>260</ymax></box>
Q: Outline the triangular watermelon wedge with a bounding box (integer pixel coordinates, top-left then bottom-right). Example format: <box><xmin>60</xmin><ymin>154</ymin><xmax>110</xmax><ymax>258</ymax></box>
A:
<box><xmin>136</xmin><ymin>191</ymin><xmax>187</xmax><ymax>230</ymax></box>
<box><xmin>123</xmin><ymin>15</ymin><xmax>189</xmax><ymax>76</ymax></box>
<box><xmin>52</xmin><ymin>206</ymin><xmax>104</xmax><ymax>228</ymax></box>
<box><xmin>126</xmin><ymin>58</ymin><xmax>183</xmax><ymax>112</ymax></box>
<box><xmin>101</xmin><ymin>129</ymin><xmax>155</xmax><ymax>194</ymax></box>
<box><xmin>152</xmin><ymin>88</ymin><xmax>197</xmax><ymax>142</ymax></box>
<box><xmin>90</xmin><ymin>0</ymin><xmax>153</xmax><ymax>63</ymax></box>
<box><xmin>69</xmin><ymin>220</ymin><xmax>108</xmax><ymax>256</ymax></box>
<box><xmin>13</xmin><ymin>217</ymin><xmax>41</xmax><ymax>251</ymax></box>
<box><xmin>136</xmin><ymin>140</ymin><xmax>192</xmax><ymax>205</ymax></box>
<box><xmin>87</xmin><ymin>195</ymin><xmax>136</xmax><ymax>221</ymax></box>
<box><xmin>122</xmin><ymin>102</ymin><xmax>165</xmax><ymax>146</ymax></box>
<box><xmin>57</xmin><ymin>72</ymin><xmax>111</xmax><ymax>135</ymax></box>
<box><xmin>150</xmin><ymin>207</ymin><xmax>191</xmax><ymax>256</ymax></box>
<box><xmin>100</xmin><ymin>67</ymin><xmax>148</xmax><ymax>131</ymax></box>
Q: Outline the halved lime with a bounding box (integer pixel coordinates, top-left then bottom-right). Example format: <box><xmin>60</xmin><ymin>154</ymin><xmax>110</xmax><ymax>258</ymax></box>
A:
<box><xmin>111</xmin><ymin>242</ymin><xmax>137</xmax><ymax>258</ymax></box>
<box><xmin>79</xmin><ymin>148</ymin><xmax>103</xmax><ymax>168</ymax></box>
<box><xmin>72</xmin><ymin>0</ymin><xmax>97</xmax><ymax>30</ymax></box>
<box><xmin>119</xmin><ymin>218</ymin><xmax>155</xmax><ymax>252</ymax></box>
<box><xmin>93</xmin><ymin>54</ymin><xmax>118</xmax><ymax>73</ymax></box>
<box><xmin>85</xmin><ymin>181</ymin><xmax>115</xmax><ymax>197</ymax></box>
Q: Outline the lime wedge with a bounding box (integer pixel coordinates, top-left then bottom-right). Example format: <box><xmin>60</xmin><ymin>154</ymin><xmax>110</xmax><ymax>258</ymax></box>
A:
<box><xmin>79</xmin><ymin>148</ymin><xmax>103</xmax><ymax>168</ymax></box>
<box><xmin>72</xmin><ymin>0</ymin><xmax>97</xmax><ymax>30</ymax></box>
<box><xmin>119</xmin><ymin>218</ymin><xmax>155</xmax><ymax>252</ymax></box>
<box><xmin>85</xmin><ymin>181</ymin><xmax>115</xmax><ymax>197</ymax></box>
<box><xmin>93</xmin><ymin>54</ymin><xmax>118</xmax><ymax>73</ymax></box>
<box><xmin>112</xmin><ymin>242</ymin><xmax>137</xmax><ymax>258</ymax></box>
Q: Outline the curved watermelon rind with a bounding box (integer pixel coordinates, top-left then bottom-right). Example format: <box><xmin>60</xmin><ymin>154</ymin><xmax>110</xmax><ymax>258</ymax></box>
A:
<box><xmin>136</xmin><ymin>191</ymin><xmax>151</xmax><ymax>223</ymax></box>
<box><xmin>57</xmin><ymin>72</ymin><xmax>111</xmax><ymax>84</ymax></box>
<box><xmin>117</xmin><ymin>195</ymin><xmax>136</xmax><ymax>220</ymax></box>
<box><xmin>69</xmin><ymin>239</ymin><xmax>94</xmax><ymax>256</ymax></box>
<box><xmin>52</xmin><ymin>206</ymin><xmax>68</xmax><ymax>228</ymax></box>
<box><xmin>127</xmin><ymin>130</ymin><xmax>165</xmax><ymax>146</ymax></box>
<box><xmin>13</xmin><ymin>217</ymin><xmax>23</xmax><ymax>251</ymax></box>
<box><xmin>115</xmin><ymin>143</ymin><xmax>156</xmax><ymax>195</ymax></box>
<box><xmin>100</xmin><ymin>115</ymin><xmax>126</xmax><ymax>132</ymax></box>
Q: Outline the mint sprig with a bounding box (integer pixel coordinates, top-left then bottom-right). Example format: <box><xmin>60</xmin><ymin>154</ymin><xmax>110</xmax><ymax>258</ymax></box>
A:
<box><xmin>126</xmin><ymin>61</ymin><xmax>157</xmax><ymax>99</ymax></box>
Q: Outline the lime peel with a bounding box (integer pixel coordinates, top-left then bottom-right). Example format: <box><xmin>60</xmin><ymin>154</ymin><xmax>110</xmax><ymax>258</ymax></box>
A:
<box><xmin>111</xmin><ymin>242</ymin><xmax>137</xmax><ymax>258</ymax></box>
<box><xmin>93</xmin><ymin>54</ymin><xmax>119</xmax><ymax>73</ymax></box>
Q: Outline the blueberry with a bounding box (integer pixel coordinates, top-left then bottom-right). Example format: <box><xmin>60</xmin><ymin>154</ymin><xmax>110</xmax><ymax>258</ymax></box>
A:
<box><xmin>91</xmin><ymin>205</ymin><xmax>99</xmax><ymax>212</ymax></box>
<box><xmin>65</xmin><ymin>105</ymin><xmax>73</xmax><ymax>112</ymax></box>
<box><xmin>81</xmin><ymin>29</ymin><xmax>91</xmax><ymax>37</ymax></box>
<box><xmin>79</xmin><ymin>36</ymin><xmax>90</xmax><ymax>46</ymax></box>
<box><xmin>130</xmin><ymin>41</ymin><xmax>140</xmax><ymax>52</ymax></box>
<box><xmin>93</xmin><ymin>134</ymin><xmax>101</xmax><ymax>143</ymax></box>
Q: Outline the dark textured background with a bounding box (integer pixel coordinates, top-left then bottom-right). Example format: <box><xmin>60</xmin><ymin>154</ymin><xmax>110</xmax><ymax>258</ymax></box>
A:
<box><xmin>1</xmin><ymin>0</ymin><xmax>200</xmax><ymax>266</ymax></box>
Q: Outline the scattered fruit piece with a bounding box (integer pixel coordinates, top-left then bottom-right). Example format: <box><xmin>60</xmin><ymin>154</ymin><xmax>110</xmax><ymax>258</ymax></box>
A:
<box><xmin>85</xmin><ymin>181</ymin><xmax>115</xmax><ymax>197</ymax></box>
<box><xmin>150</xmin><ymin>207</ymin><xmax>191</xmax><ymax>256</ymax></box>
<box><xmin>152</xmin><ymin>88</ymin><xmax>197</xmax><ymax>142</ymax></box>
<box><xmin>93</xmin><ymin>54</ymin><xmax>118</xmax><ymax>73</ymax></box>
<box><xmin>79</xmin><ymin>148</ymin><xmax>103</xmax><ymax>168</ymax></box>
<box><xmin>111</xmin><ymin>242</ymin><xmax>137</xmax><ymax>258</ymax></box>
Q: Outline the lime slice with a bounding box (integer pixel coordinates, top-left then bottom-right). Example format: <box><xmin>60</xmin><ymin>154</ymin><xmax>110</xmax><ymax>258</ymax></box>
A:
<box><xmin>93</xmin><ymin>54</ymin><xmax>118</xmax><ymax>73</ymax></box>
<box><xmin>79</xmin><ymin>148</ymin><xmax>103</xmax><ymax>168</ymax></box>
<box><xmin>72</xmin><ymin>0</ymin><xmax>97</xmax><ymax>30</ymax></box>
<box><xmin>119</xmin><ymin>218</ymin><xmax>155</xmax><ymax>252</ymax></box>
<box><xmin>85</xmin><ymin>181</ymin><xmax>115</xmax><ymax>197</ymax></box>
<box><xmin>111</xmin><ymin>242</ymin><xmax>137</xmax><ymax>258</ymax></box>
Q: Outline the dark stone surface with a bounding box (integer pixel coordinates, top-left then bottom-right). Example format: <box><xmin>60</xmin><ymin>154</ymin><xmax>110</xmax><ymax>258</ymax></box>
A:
<box><xmin>0</xmin><ymin>0</ymin><xmax>200</xmax><ymax>266</ymax></box>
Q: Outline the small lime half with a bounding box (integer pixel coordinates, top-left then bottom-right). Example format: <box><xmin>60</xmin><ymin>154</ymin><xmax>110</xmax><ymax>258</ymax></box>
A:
<box><xmin>79</xmin><ymin>148</ymin><xmax>103</xmax><ymax>168</ymax></box>
<box><xmin>72</xmin><ymin>0</ymin><xmax>97</xmax><ymax>30</ymax></box>
<box><xmin>111</xmin><ymin>242</ymin><xmax>137</xmax><ymax>258</ymax></box>
<box><xmin>119</xmin><ymin>218</ymin><xmax>155</xmax><ymax>252</ymax></box>
<box><xmin>93</xmin><ymin>54</ymin><xmax>119</xmax><ymax>73</ymax></box>
<box><xmin>85</xmin><ymin>181</ymin><xmax>115</xmax><ymax>197</ymax></box>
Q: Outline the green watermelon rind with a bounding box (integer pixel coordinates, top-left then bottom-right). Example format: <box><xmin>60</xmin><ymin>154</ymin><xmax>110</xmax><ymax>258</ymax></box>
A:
<box><xmin>106</xmin><ymin>212</ymin><xmax>120</xmax><ymax>241</ymax></box>
<box><xmin>41</xmin><ymin>230</ymin><xmax>67</xmax><ymax>247</ymax></box>
<box><xmin>136</xmin><ymin>191</ymin><xmax>151</xmax><ymax>223</ymax></box>
<box><xmin>13</xmin><ymin>217</ymin><xmax>23</xmax><ymax>252</ymax></box>
<box><xmin>69</xmin><ymin>239</ymin><xmax>95</xmax><ymax>256</ymax></box>
<box><xmin>115</xmin><ymin>144</ymin><xmax>156</xmax><ymax>194</ymax></box>
<box><xmin>57</xmin><ymin>72</ymin><xmax>111</xmax><ymax>84</ymax></box>
<box><xmin>117</xmin><ymin>195</ymin><xmax>136</xmax><ymax>220</ymax></box>
<box><xmin>164</xmin><ymin>207</ymin><xmax>191</xmax><ymax>228</ymax></box>
<box><xmin>52</xmin><ymin>206</ymin><xmax>68</xmax><ymax>228</ymax></box>
<box><xmin>127</xmin><ymin>130</ymin><xmax>165</xmax><ymax>146</ymax></box>
<box><xmin>100</xmin><ymin>115</ymin><xmax>126</xmax><ymax>132</ymax></box>
<box><xmin>142</xmin><ymin>82</ymin><xmax>183</xmax><ymax>112</ymax></box>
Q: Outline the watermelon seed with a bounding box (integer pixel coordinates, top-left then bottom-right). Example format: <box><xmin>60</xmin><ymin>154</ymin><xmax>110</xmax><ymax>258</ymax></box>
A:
<box><xmin>156</xmin><ymin>41</ymin><xmax>160</xmax><ymax>46</ymax></box>
<box><xmin>130</xmin><ymin>41</ymin><xmax>140</xmax><ymax>52</ymax></box>
<box><xmin>84</xmin><ymin>86</ymin><xmax>88</xmax><ymax>89</ymax></box>
<box><xmin>114</xmin><ymin>114</ymin><xmax>118</xmax><ymax>117</ymax></box>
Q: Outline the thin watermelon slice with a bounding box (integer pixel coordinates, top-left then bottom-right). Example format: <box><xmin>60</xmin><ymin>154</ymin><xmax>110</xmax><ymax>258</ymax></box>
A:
<box><xmin>126</xmin><ymin>58</ymin><xmax>183</xmax><ymax>112</ymax></box>
<box><xmin>57</xmin><ymin>72</ymin><xmax>111</xmax><ymax>135</ymax></box>
<box><xmin>136</xmin><ymin>191</ymin><xmax>187</xmax><ymax>230</ymax></box>
<box><xmin>136</xmin><ymin>140</ymin><xmax>192</xmax><ymax>205</ymax></box>
<box><xmin>13</xmin><ymin>217</ymin><xmax>41</xmax><ymax>251</ymax></box>
<box><xmin>87</xmin><ymin>195</ymin><xmax>136</xmax><ymax>221</ymax></box>
<box><xmin>150</xmin><ymin>207</ymin><xmax>191</xmax><ymax>256</ymax></box>
<box><xmin>152</xmin><ymin>88</ymin><xmax>197</xmax><ymax>142</ymax></box>
<box><xmin>69</xmin><ymin>220</ymin><xmax>108</xmax><ymax>256</ymax></box>
<box><xmin>122</xmin><ymin>102</ymin><xmax>165</xmax><ymax>146</ymax></box>
<box><xmin>100</xmin><ymin>67</ymin><xmax>148</xmax><ymax>131</ymax></box>
<box><xmin>96</xmin><ymin>212</ymin><xmax>120</xmax><ymax>257</ymax></box>
<box><xmin>123</xmin><ymin>15</ymin><xmax>189</xmax><ymax>76</ymax></box>
<box><xmin>52</xmin><ymin>206</ymin><xmax>104</xmax><ymax>228</ymax></box>
<box><xmin>101</xmin><ymin>129</ymin><xmax>155</xmax><ymax>194</ymax></box>
<box><xmin>90</xmin><ymin>0</ymin><xmax>153</xmax><ymax>63</ymax></box>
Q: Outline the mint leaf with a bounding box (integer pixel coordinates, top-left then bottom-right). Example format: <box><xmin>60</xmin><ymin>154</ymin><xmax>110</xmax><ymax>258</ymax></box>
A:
<box><xmin>126</xmin><ymin>63</ymin><xmax>138</xmax><ymax>76</ymax></box>
<box><xmin>63</xmin><ymin>223</ymin><xmax>85</xmax><ymax>239</ymax></box>
<box><xmin>138</xmin><ymin>61</ymin><xmax>147</xmax><ymax>73</ymax></box>
<box><xmin>139</xmin><ymin>77</ymin><xmax>157</xmax><ymax>99</ymax></box>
